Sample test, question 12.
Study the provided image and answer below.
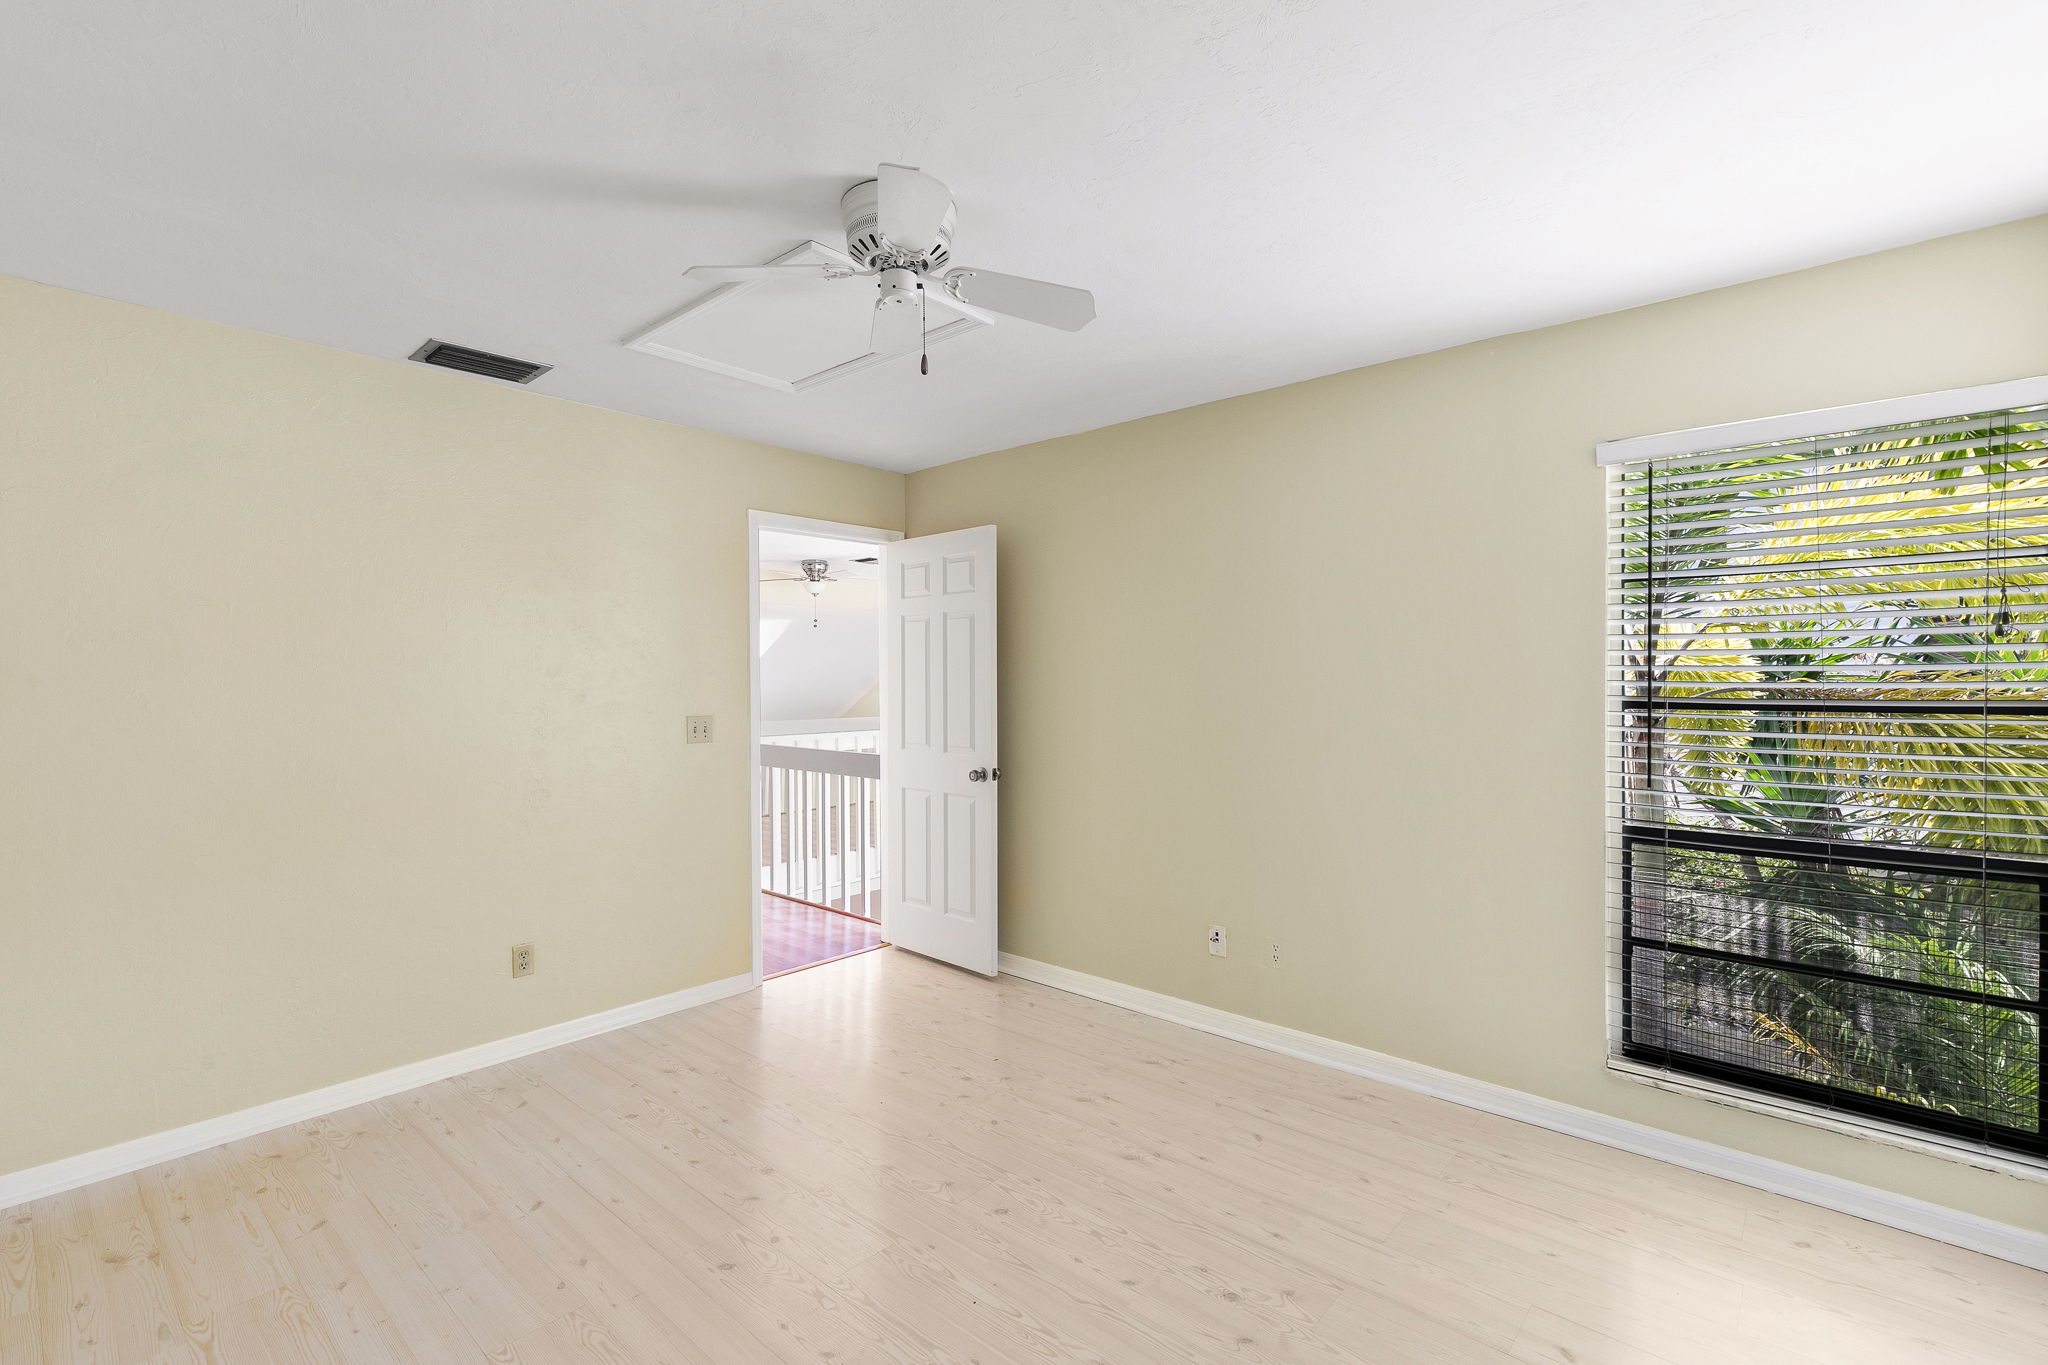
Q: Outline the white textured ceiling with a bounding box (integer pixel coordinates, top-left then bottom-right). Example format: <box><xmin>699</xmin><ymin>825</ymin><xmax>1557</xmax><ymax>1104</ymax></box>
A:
<box><xmin>759</xmin><ymin>529</ymin><xmax>881</xmax><ymax>577</ymax></box>
<box><xmin>6</xmin><ymin>2</ymin><xmax>2047</xmax><ymax>472</ymax></box>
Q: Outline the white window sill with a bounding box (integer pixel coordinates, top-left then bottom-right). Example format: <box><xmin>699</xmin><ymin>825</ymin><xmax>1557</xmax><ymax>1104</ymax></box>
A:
<box><xmin>1606</xmin><ymin>1057</ymin><xmax>2048</xmax><ymax>1185</ymax></box>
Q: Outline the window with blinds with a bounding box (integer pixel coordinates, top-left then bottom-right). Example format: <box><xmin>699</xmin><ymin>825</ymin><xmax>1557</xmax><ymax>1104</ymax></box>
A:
<box><xmin>1608</xmin><ymin>399</ymin><xmax>2048</xmax><ymax>1161</ymax></box>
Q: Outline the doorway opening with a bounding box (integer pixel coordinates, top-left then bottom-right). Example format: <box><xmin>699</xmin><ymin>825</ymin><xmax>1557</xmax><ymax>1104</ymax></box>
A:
<box><xmin>750</xmin><ymin>513</ymin><xmax>898</xmax><ymax>980</ymax></box>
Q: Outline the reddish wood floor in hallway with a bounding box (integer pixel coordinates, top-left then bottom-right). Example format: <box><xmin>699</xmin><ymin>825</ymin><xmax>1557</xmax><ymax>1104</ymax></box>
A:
<box><xmin>761</xmin><ymin>891</ymin><xmax>885</xmax><ymax>977</ymax></box>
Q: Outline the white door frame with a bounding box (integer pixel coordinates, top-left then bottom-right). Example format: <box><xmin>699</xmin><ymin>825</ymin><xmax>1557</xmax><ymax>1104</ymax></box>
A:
<box><xmin>747</xmin><ymin>510</ymin><xmax>902</xmax><ymax>985</ymax></box>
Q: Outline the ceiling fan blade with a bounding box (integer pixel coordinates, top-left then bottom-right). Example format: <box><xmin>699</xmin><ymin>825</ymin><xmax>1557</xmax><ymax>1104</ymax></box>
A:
<box><xmin>870</xmin><ymin>294</ymin><xmax>924</xmax><ymax>356</ymax></box>
<box><xmin>877</xmin><ymin>163</ymin><xmax>952</xmax><ymax>255</ymax></box>
<box><xmin>941</xmin><ymin>267</ymin><xmax>1096</xmax><ymax>331</ymax></box>
<box><xmin>684</xmin><ymin>264</ymin><xmax>853</xmax><ymax>284</ymax></box>
<box><xmin>917</xmin><ymin>275</ymin><xmax>998</xmax><ymax>325</ymax></box>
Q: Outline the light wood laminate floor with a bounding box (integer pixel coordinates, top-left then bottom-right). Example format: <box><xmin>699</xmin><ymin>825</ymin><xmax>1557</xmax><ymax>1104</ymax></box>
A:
<box><xmin>6</xmin><ymin>948</ymin><xmax>2045</xmax><ymax>1363</ymax></box>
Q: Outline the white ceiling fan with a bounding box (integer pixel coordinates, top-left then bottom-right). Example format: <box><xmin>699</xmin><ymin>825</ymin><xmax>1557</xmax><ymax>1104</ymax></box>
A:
<box><xmin>760</xmin><ymin>558</ymin><xmax>844</xmax><ymax>627</ymax></box>
<box><xmin>683</xmin><ymin>164</ymin><xmax>1096</xmax><ymax>373</ymax></box>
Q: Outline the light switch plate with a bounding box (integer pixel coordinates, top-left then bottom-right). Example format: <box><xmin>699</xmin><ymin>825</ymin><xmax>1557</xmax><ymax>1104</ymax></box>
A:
<box><xmin>687</xmin><ymin>714</ymin><xmax>714</xmax><ymax>744</ymax></box>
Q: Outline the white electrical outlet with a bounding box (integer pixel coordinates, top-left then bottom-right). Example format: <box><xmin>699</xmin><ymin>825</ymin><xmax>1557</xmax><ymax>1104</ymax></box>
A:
<box><xmin>1268</xmin><ymin>939</ymin><xmax>1281</xmax><ymax>966</ymax></box>
<box><xmin>686</xmin><ymin>714</ymin><xmax>714</xmax><ymax>744</ymax></box>
<box><xmin>1207</xmin><ymin>925</ymin><xmax>1227</xmax><ymax>957</ymax></box>
<box><xmin>511</xmin><ymin>943</ymin><xmax>536</xmax><ymax>977</ymax></box>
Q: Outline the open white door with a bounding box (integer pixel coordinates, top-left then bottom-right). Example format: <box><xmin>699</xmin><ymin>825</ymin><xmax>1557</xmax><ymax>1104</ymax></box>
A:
<box><xmin>881</xmin><ymin>526</ymin><xmax>998</xmax><ymax>975</ymax></box>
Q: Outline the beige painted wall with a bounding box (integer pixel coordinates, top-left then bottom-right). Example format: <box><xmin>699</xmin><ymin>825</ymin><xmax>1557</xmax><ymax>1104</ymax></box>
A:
<box><xmin>907</xmin><ymin>215</ymin><xmax>2048</xmax><ymax>1234</ymax></box>
<box><xmin>0</xmin><ymin>274</ymin><xmax>902</xmax><ymax>1176</ymax></box>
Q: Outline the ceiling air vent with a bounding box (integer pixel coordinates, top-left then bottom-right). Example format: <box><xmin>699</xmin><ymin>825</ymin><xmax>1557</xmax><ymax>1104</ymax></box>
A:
<box><xmin>407</xmin><ymin>339</ymin><xmax>552</xmax><ymax>384</ymax></box>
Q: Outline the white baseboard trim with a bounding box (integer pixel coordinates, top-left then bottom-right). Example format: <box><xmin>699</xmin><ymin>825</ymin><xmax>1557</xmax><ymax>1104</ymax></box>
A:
<box><xmin>998</xmin><ymin>953</ymin><xmax>2048</xmax><ymax>1274</ymax></box>
<box><xmin>0</xmin><ymin>972</ymin><xmax>755</xmax><ymax>1212</ymax></box>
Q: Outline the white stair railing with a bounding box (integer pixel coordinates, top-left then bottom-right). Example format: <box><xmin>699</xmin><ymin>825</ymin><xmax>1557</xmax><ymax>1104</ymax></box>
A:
<box><xmin>759</xmin><ymin>741</ymin><xmax>881</xmax><ymax>919</ymax></box>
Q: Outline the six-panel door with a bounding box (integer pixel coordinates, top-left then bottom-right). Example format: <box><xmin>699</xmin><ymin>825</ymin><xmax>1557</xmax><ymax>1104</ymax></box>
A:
<box><xmin>880</xmin><ymin>525</ymin><xmax>998</xmax><ymax>975</ymax></box>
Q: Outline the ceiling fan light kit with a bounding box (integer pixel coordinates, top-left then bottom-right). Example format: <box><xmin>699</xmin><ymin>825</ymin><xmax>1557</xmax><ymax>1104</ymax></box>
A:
<box><xmin>640</xmin><ymin>163</ymin><xmax>1095</xmax><ymax>391</ymax></box>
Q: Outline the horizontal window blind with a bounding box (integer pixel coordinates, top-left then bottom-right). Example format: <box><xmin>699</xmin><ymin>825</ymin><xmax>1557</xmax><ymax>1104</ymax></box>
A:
<box><xmin>1608</xmin><ymin>401</ymin><xmax>2048</xmax><ymax>1159</ymax></box>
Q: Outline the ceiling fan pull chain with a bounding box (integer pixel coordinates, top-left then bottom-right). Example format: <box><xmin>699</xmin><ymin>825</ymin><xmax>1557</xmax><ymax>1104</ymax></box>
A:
<box><xmin>920</xmin><ymin>285</ymin><xmax>929</xmax><ymax>376</ymax></box>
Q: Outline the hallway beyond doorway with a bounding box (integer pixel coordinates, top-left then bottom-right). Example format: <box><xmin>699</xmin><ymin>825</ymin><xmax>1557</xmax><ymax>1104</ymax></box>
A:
<box><xmin>761</xmin><ymin>891</ymin><xmax>884</xmax><ymax>978</ymax></box>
